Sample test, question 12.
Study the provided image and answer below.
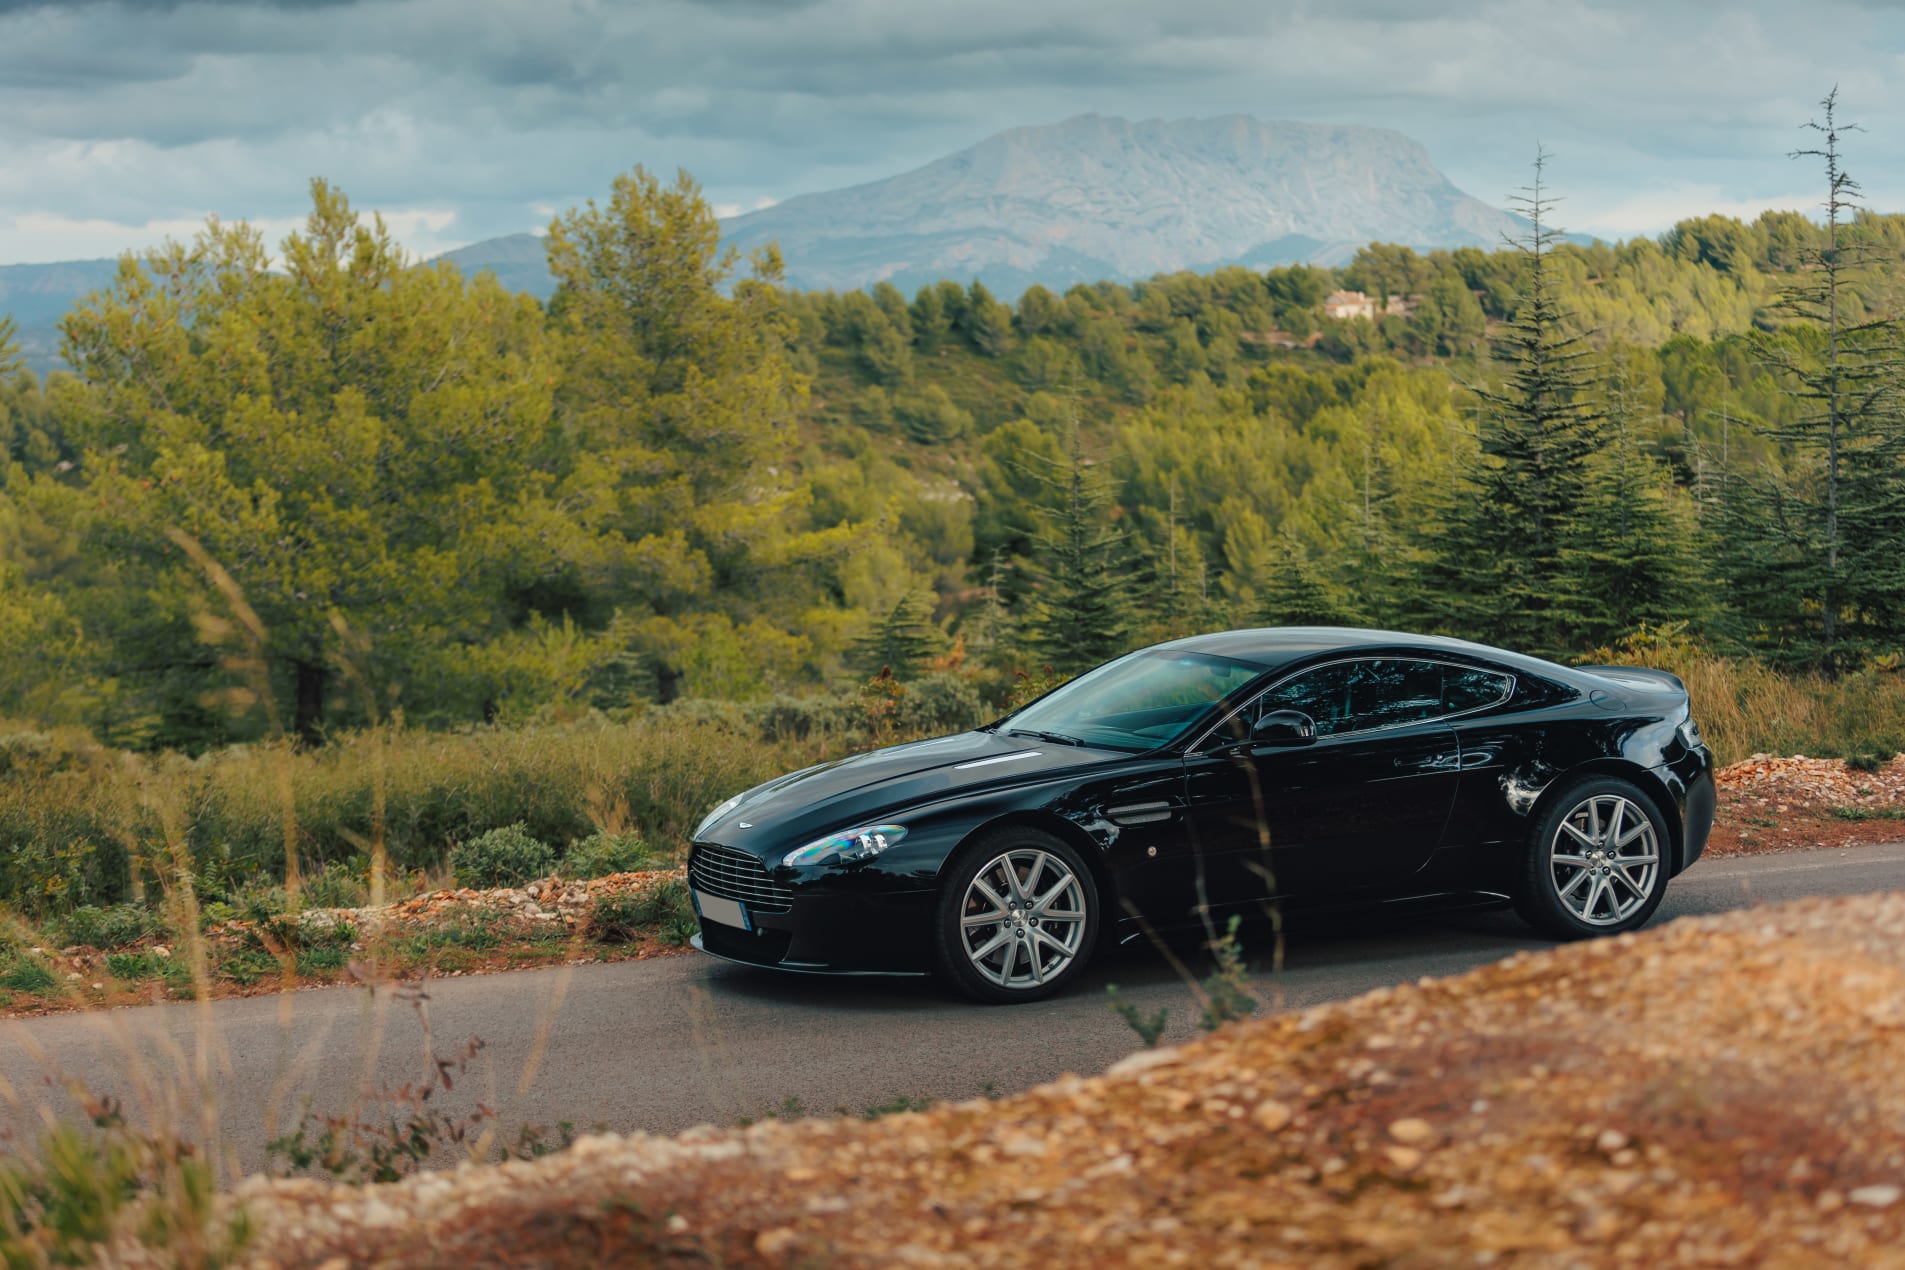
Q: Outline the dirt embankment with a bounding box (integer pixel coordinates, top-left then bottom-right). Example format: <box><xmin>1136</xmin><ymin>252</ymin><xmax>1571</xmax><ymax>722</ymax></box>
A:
<box><xmin>202</xmin><ymin>888</ymin><xmax>1905</xmax><ymax>1268</ymax></box>
<box><xmin>1708</xmin><ymin>753</ymin><xmax>1905</xmax><ymax>855</ymax></box>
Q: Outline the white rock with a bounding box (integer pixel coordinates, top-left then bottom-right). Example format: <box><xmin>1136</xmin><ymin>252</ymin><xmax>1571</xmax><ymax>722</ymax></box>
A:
<box><xmin>1106</xmin><ymin>1046</ymin><xmax>1183</xmax><ymax>1077</ymax></box>
<box><xmin>1849</xmin><ymin>1184</ymin><xmax>1901</xmax><ymax>1209</ymax></box>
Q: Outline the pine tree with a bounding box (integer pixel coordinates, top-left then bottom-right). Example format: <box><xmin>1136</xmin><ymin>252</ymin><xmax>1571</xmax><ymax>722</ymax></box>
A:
<box><xmin>963</xmin><ymin>281</ymin><xmax>1014</xmax><ymax>356</ymax></box>
<box><xmin>1424</xmin><ymin>150</ymin><xmax>1604</xmax><ymax>654</ymax></box>
<box><xmin>1143</xmin><ymin>479</ymin><xmax>1218</xmax><ymax>639</ymax></box>
<box><xmin>1257</xmin><ymin>527</ymin><xmax>1363</xmax><ymax>628</ymax></box>
<box><xmin>1557</xmin><ymin>357</ymin><xmax>1705</xmax><ymax>645</ymax></box>
<box><xmin>852</xmin><ymin>590</ymin><xmax>945</xmax><ymax>679</ymax></box>
<box><xmin>964</xmin><ymin>550</ymin><xmax>1012</xmax><ymax>663</ymax></box>
<box><xmin>1724</xmin><ymin>90</ymin><xmax>1905</xmax><ymax>669</ymax></box>
<box><xmin>1021</xmin><ymin>415</ymin><xmax>1140</xmax><ymax>672</ymax></box>
<box><xmin>0</xmin><ymin>316</ymin><xmax>19</xmax><ymax>380</ymax></box>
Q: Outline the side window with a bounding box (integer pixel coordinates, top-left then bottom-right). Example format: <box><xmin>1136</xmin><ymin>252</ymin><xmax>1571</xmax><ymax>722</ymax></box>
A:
<box><xmin>1255</xmin><ymin>663</ymin><xmax>1358</xmax><ymax>737</ymax></box>
<box><xmin>1444</xmin><ymin>666</ymin><xmax>1513</xmax><ymax>714</ymax></box>
<box><xmin>1208</xmin><ymin>658</ymin><xmax>1513</xmax><ymax>748</ymax></box>
<box><xmin>1347</xmin><ymin>660</ymin><xmax>1445</xmax><ymax>731</ymax></box>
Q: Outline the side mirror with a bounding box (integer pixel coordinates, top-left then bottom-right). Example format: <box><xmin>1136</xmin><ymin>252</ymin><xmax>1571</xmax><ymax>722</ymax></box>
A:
<box><xmin>1252</xmin><ymin>709</ymin><xmax>1317</xmax><ymax>747</ymax></box>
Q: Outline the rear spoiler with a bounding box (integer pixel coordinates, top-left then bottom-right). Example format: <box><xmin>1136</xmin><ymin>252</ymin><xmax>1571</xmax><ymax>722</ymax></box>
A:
<box><xmin>1577</xmin><ymin>665</ymin><xmax>1688</xmax><ymax>696</ymax></box>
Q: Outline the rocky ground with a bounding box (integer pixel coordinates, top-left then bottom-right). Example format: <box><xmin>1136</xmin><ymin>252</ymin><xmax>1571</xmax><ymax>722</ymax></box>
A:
<box><xmin>1708</xmin><ymin>753</ymin><xmax>1905</xmax><ymax>855</ymax></box>
<box><xmin>166</xmin><ymin>886</ymin><xmax>1905</xmax><ymax>1268</ymax></box>
<box><xmin>1</xmin><ymin>870</ymin><xmax>691</xmax><ymax>1020</ymax></box>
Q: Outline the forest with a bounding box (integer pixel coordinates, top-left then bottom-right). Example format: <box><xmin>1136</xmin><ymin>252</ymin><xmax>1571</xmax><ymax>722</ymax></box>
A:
<box><xmin>0</xmin><ymin>132</ymin><xmax>1901</xmax><ymax>763</ymax></box>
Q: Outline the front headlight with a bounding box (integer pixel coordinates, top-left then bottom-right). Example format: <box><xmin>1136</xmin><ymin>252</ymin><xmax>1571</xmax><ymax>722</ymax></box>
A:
<box><xmin>782</xmin><ymin>824</ymin><xmax>908</xmax><ymax>868</ymax></box>
<box><xmin>695</xmin><ymin>794</ymin><xmax>745</xmax><ymax>839</ymax></box>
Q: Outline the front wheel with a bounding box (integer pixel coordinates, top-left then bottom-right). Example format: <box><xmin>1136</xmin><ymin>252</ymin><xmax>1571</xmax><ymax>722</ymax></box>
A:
<box><xmin>1516</xmin><ymin>778</ymin><xmax>1670</xmax><ymax>940</ymax></box>
<box><xmin>934</xmin><ymin>828</ymin><xmax>1099</xmax><ymax>1003</ymax></box>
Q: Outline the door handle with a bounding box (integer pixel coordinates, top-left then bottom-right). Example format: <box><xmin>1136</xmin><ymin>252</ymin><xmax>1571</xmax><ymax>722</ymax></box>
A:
<box><xmin>1396</xmin><ymin>752</ymin><xmax>1463</xmax><ymax>771</ymax></box>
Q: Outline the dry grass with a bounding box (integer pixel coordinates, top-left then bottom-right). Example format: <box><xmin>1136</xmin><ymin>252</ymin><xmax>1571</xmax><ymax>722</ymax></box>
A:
<box><xmin>1586</xmin><ymin>627</ymin><xmax>1905</xmax><ymax>765</ymax></box>
<box><xmin>0</xmin><ymin>716</ymin><xmax>843</xmax><ymax>918</ymax></box>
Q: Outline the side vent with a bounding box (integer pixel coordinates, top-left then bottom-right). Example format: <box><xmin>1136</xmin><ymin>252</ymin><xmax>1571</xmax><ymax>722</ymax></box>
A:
<box><xmin>1107</xmin><ymin>800</ymin><xmax>1172</xmax><ymax>826</ymax></box>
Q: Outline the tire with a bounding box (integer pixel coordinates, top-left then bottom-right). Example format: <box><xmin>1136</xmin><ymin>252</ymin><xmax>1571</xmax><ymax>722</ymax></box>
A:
<box><xmin>1515</xmin><ymin>776</ymin><xmax>1671</xmax><ymax>940</ymax></box>
<box><xmin>934</xmin><ymin>827</ymin><xmax>1100</xmax><ymax>1003</ymax></box>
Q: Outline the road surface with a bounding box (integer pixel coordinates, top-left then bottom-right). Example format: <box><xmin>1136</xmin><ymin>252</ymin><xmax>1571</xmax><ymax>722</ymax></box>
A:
<box><xmin>4</xmin><ymin>842</ymin><xmax>1901</xmax><ymax>1177</ymax></box>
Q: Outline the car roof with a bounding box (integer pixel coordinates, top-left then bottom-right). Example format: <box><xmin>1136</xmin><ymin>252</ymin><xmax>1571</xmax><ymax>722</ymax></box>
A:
<box><xmin>1154</xmin><ymin>626</ymin><xmax>1574</xmax><ymax>680</ymax></box>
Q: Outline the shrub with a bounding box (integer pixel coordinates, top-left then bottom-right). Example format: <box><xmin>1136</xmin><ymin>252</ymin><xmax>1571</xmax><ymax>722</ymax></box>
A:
<box><xmin>226</xmin><ymin>877</ymin><xmax>290</xmax><ymax>925</ymax></box>
<box><xmin>52</xmin><ymin>904</ymin><xmax>159</xmax><ymax>951</ymax></box>
<box><xmin>215</xmin><ymin>949</ymin><xmax>276</xmax><ymax>986</ymax></box>
<box><xmin>562</xmin><ymin>831</ymin><xmax>651</xmax><ymax>879</ymax></box>
<box><xmin>0</xmin><ymin>955</ymin><xmax>55</xmax><ymax>994</ymax></box>
<box><xmin>302</xmin><ymin>859</ymin><xmax>372</xmax><ymax>910</ymax></box>
<box><xmin>295</xmin><ymin>946</ymin><xmax>350</xmax><ymax>975</ymax></box>
<box><xmin>591</xmin><ymin>879</ymin><xmax>696</xmax><ymax>946</ymax></box>
<box><xmin>897</xmin><ymin>672</ymin><xmax>988</xmax><ymax>735</ymax></box>
<box><xmin>450</xmin><ymin>823</ymin><xmax>554</xmax><ymax>889</ymax></box>
<box><xmin>755</xmin><ymin>694</ymin><xmax>859</xmax><ymax>740</ymax></box>
<box><xmin>105</xmin><ymin>952</ymin><xmax>162</xmax><ymax>981</ymax></box>
<box><xmin>249</xmin><ymin>913</ymin><xmax>356</xmax><ymax>956</ymax></box>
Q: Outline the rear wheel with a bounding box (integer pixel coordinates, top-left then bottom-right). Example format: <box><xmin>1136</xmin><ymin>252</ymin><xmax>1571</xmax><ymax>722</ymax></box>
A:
<box><xmin>934</xmin><ymin>828</ymin><xmax>1099</xmax><ymax>1003</ymax></box>
<box><xmin>1516</xmin><ymin>777</ymin><xmax>1669</xmax><ymax>940</ymax></box>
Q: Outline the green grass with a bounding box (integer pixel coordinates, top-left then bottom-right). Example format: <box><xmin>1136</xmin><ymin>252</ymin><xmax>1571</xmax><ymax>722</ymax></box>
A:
<box><xmin>1830</xmin><ymin>806</ymin><xmax>1905</xmax><ymax>822</ymax></box>
<box><xmin>591</xmin><ymin>879</ymin><xmax>696</xmax><ymax>946</ymax></box>
<box><xmin>105</xmin><ymin>951</ymin><xmax>163</xmax><ymax>981</ymax></box>
<box><xmin>860</xmin><ymin>1095</ymin><xmax>936</xmax><ymax>1120</ymax></box>
<box><xmin>0</xmin><ymin>957</ymin><xmax>55</xmax><ymax>994</ymax></box>
<box><xmin>294</xmin><ymin>946</ymin><xmax>350</xmax><ymax>975</ymax></box>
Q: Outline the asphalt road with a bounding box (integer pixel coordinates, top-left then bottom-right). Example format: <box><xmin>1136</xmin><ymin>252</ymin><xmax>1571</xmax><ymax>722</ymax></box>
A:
<box><xmin>4</xmin><ymin>842</ymin><xmax>1902</xmax><ymax>1178</ymax></box>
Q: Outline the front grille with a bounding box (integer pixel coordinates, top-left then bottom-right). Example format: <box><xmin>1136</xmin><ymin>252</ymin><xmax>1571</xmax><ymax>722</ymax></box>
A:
<box><xmin>689</xmin><ymin>843</ymin><xmax>793</xmax><ymax>913</ymax></box>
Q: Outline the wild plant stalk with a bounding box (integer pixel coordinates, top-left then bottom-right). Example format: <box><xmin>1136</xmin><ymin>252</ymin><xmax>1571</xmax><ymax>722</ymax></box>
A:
<box><xmin>165</xmin><ymin>529</ymin><xmax>303</xmax><ymax>1005</ymax></box>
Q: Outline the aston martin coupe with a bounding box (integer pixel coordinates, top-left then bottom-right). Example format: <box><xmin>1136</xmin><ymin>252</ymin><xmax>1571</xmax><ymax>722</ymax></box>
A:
<box><xmin>687</xmin><ymin>628</ymin><xmax>1716</xmax><ymax>1002</ymax></box>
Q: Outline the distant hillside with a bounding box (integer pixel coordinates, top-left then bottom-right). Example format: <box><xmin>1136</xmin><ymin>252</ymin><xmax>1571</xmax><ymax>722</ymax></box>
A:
<box><xmin>722</xmin><ymin>113</ymin><xmax>1524</xmax><ymax>296</ymax></box>
<box><xmin>436</xmin><ymin>232</ymin><xmax>556</xmax><ymax>300</ymax></box>
<box><xmin>0</xmin><ymin>257</ymin><xmax>119</xmax><ymax>374</ymax></box>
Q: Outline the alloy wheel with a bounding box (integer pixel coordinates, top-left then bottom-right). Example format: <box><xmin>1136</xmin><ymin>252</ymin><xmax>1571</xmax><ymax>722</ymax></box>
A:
<box><xmin>958</xmin><ymin>848</ymin><xmax>1089</xmax><ymax>990</ymax></box>
<box><xmin>1548</xmin><ymin>793</ymin><xmax>1661</xmax><ymax>926</ymax></box>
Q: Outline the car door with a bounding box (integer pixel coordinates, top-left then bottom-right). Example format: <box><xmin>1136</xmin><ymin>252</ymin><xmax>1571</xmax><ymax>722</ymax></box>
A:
<box><xmin>1175</xmin><ymin>659</ymin><xmax>1466</xmax><ymax>915</ymax></box>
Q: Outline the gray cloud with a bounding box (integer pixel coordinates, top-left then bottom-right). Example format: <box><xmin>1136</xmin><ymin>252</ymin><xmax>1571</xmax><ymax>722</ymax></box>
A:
<box><xmin>0</xmin><ymin>0</ymin><xmax>1900</xmax><ymax>263</ymax></box>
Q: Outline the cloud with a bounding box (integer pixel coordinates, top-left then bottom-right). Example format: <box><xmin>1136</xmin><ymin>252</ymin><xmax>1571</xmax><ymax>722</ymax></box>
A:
<box><xmin>1570</xmin><ymin>187</ymin><xmax>1823</xmax><ymax>239</ymax></box>
<box><xmin>0</xmin><ymin>204</ymin><xmax>462</xmax><ymax>264</ymax></box>
<box><xmin>0</xmin><ymin>0</ymin><xmax>1901</xmax><ymax>263</ymax></box>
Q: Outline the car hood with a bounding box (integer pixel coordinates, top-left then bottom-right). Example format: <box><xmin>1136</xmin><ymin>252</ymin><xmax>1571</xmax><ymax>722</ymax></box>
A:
<box><xmin>695</xmin><ymin>730</ymin><xmax>1122</xmax><ymax>852</ymax></box>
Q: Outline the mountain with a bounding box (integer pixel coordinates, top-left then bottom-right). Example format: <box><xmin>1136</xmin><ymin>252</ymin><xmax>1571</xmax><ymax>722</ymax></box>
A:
<box><xmin>436</xmin><ymin>233</ymin><xmax>555</xmax><ymax>300</ymax></box>
<box><xmin>0</xmin><ymin>257</ymin><xmax>120</xmax><ymax>375</ymax></box>
<box><xmin>721</xmin><ymin>114</ymin><xmax>1524</xmax><ymax>296</ymax></box>
<box><xmin>436</xmin><ymin>115</ymin><xmax>1523</xmax><ymax>301</ymax></box>
<box><xmin>3</xmin><ymin>114</ymin><xmax>1523</xmax><ymax>373</ymax></box>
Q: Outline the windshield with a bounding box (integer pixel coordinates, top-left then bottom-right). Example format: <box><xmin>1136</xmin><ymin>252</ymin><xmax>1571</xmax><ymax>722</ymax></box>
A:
<box><xmin>999</xmin><ymin>650</ymin><xmax>1264</xmax><ymax>751</ymax></box>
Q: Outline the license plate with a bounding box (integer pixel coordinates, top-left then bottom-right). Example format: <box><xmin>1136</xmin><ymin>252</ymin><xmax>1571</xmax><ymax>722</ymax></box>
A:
<box><xmin>693</xmin><ymin>889</ymin><xmax>750</xmax><ymax>931</ymax></box>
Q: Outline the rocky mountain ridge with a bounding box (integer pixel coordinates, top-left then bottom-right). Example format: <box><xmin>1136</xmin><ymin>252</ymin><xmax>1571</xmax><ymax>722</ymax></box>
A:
<box><xmin>719</xmin><ymin>113</ymin><xmax>1523</xmax><ymax>296</ymax></box>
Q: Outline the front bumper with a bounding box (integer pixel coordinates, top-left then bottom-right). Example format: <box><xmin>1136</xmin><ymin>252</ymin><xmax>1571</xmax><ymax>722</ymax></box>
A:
<box><xmin>689</xmin><ymin>879</ymin><xmax>938</xmax><ymax>975</ymax></box>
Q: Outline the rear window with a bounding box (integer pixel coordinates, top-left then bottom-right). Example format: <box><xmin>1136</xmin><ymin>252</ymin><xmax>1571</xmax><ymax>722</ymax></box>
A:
<box><xmin>1444</xmin><ymin>665</ymin><xmax>1513</xmax><ymax>713</ymax></box>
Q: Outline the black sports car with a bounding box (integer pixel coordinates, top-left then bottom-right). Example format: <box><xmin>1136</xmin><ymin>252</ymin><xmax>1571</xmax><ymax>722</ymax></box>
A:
<box><xmin>687</xmin><ymin>628</ymin><xmax>1716</xmax><ymax>1002</ymax></box>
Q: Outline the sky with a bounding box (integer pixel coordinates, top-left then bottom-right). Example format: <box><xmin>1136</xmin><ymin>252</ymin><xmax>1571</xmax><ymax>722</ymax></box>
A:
<box><xmin>2</xmin><ymin>0</ymin><xmax>1903</xmax><ymax>264</ymax></box>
